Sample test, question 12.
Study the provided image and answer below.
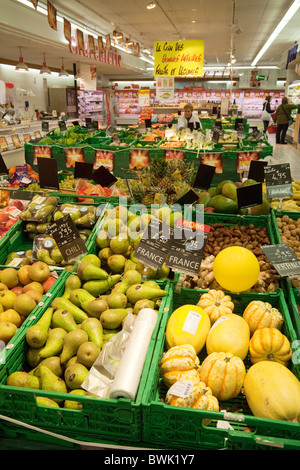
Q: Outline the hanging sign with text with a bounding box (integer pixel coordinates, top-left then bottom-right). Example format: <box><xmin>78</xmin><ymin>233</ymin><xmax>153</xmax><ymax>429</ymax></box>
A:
<box><xmin>154</xmin><ymin>40</ymin><xmax>204</xmax><ymax>77</ymax></box>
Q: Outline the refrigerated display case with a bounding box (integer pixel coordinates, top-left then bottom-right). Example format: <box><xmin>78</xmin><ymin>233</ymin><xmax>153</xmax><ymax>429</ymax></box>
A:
<box><xmin>77</xmin><ymin>89</ymin><xmax>105</xmax><ymax>124</ymax></box>
<box><xmin>287</xmin><ymin>81</ymin><xmax>300</xmax><ymax>143</ymax></box>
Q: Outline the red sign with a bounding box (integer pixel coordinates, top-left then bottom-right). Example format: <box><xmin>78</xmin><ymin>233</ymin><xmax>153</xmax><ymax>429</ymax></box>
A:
<box><xmin>201</xmin><ymin>152</ymin><xmax>223</xmax><ymax>174</ymax></box>
<box><xmin>237</xmin><ymin>151</ymin><xmax>259</xmax><ymax>174</ymax></box>
<box><xmin>93</xmin><ymin>150</ymin><xmax>114</xmax><ymax>171</ymax></box>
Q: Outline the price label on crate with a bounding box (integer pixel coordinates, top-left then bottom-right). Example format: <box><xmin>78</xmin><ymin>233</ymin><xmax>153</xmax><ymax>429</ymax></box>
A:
<box><xmin>262</xmin><ymin>243</ymin><xmax>300</xmax><ymax>277</ymax></box>
<box><xmin>264</xmin><ymin>163</ymin><xmax>293</xmax><ymax>199</ymax></box>
<box><xmin>48</xmin><ymin>214</ymin><xmax>87</xmax><ymax>263</ymax></box>
<box><xmin>134</xmin><ymin>218</ymin><xmax>170</xmax><ymax>269</ymax></box>
<box><xmin>165</xmin><ymin>218</ymin><xmax>210</xmax><ymax>275</ymax></box>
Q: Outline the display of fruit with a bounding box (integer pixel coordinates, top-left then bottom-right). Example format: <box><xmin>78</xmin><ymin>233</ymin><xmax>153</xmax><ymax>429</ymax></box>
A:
<box><xmin>199</xmin><ymin>178</ymin><xmax>270</xmax><ymax>215</ymax></box>
<box><xmin>0</xmin><ymin>200</ymin><xmax>24</xmax><ymax>229</ymax></box>
<box><xmin>0</xmin><ymin>263</ymin><xmax>59</xmax><ymax>346</ymax></box>
<box><xmin>160</xmin><ymin>344</ymin><xmax>200</xmax><ymax>387</ymax></box>
<box><xmin>4</xmin><ymin>270</ymin><xmax>168</xmax><ymax>407</ymax></box>
<box><xmin>197</xmin><ymin>289</ymin><xmax>234</xmax><ymax>324</ymax></box>
<box><xmin>20</xmin><ymin>195</ymin><xmax>59</xmax><ymax>223</ymax></box>
<box><xmin>270</xmin><ymin>181</ymin><xmax>300</xmax><ymax>212</ymax></box>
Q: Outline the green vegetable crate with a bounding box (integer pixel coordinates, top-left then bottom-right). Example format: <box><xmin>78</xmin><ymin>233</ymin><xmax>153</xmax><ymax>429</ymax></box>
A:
<box><xmin>141</xmin><ymin>288</ymin><xmax>300</xmax><ymax>450</ymax></box>
<box><xmin>0</xmin><ymin>273</ymin><xmax>172</xmax><ymax>446</ymax></box>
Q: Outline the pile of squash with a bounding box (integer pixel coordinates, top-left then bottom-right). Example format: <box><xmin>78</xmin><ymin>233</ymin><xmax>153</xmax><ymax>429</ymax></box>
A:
<box><xmin>160</xmin><ymin>289</ymin><xmax>300</xmax><ymax>423</ymax></box>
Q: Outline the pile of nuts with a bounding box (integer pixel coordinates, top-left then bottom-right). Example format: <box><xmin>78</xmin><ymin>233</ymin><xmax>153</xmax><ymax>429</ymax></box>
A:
<box><xmin>181</xmin><ymin>223</ymin><xmax>281</xmax><ymax>293</ymax></box>
<box><xmin>276</xmin><ymin>215</ymin><xmax>300</xmax><ymax>287</ymax></box>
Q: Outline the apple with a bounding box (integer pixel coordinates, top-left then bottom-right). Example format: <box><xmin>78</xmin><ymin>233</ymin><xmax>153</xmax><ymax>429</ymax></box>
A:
<box><xmin>24</xmin><ymin>289</ymin><xmax>44</xmax><ymax>303</ymax></box>
<box><xmin>11</xmin><ymin>286</ymin><xmax>23</xmax><ymax>296</ymax></box>
<box><xmin>0</xmin><ymin>321</ymin><xmax>18</xmax><ymax>345</ymax></box>
<box><xmin>23</xmin><ymin>282</ymin><xmax>44</xmax><ymax>295</ymax></box>
<box><xmin>42</xmin><ymin>276</ymin><xmax>57</xmax><ymax>293</ymax></box>
<box><xmin>0</xmin><ymin>290</ymin><xmax>17</xmax><ymax>310</ymax></box>
<box><xmin>18</xmin><ymin>265</ymin><xmax>32</xmax><ymax>286</ymax></box>
<box><xmin>0</xmin><ymin>268</ymin><xmax>19</xmax><ymax>289</ymax></box>
<box><xmin>28</xmin><ymin>262</ymin><xmax>50</xmax><ymax>283</ymax></box>
<box><xmin>0</xmin><ymin>309</ymin><xmax>22</xmax><ymax>327</ymax></box>
<box><xmin>13</xmin><ymin>293</ymin><xmax>37</xmax><ymax>316</ymax></box>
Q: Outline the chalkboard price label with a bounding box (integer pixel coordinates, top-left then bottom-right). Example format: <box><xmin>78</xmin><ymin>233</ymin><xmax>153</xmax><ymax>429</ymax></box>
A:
<box><xmin>48</xmin><ymin>215</ymin><xmax>87</xmax><ymax>263</ymax></box>
<box><xmin>262</xmin><ymin>243</ymin><xmax>300</xmax><ymax>277</ymax></box>
<box><xmin>264</xmin><ymin>163</ymin><xmax>293</xmax><ymax>199</ymax></box>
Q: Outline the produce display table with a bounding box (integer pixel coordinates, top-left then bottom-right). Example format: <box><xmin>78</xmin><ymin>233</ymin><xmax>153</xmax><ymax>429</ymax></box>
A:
<box><xmin>0</xmin><ymin>124</ymin><xmax>299</xmax><ymax>451</ymax></box>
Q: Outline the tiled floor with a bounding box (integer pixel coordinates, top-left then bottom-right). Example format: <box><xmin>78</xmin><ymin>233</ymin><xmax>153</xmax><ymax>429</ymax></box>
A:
<box><xmin>267</xmin><ymin>132</ymin><xmax>300</xmax><ymax>181</ymax></box>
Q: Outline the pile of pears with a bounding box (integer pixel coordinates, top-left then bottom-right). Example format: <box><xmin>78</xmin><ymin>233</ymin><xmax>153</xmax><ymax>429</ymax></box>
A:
<box><xmin>0</xmin><ymin>262</ymin><xmax>58</xmax><ymax>347</ymax></box>
<box><xmin>95</xmin><ymin>204</ymin><xmax>181</xmax><ymax>280</ymax></box>
<box><xmin>5</xmin><ymin>262</ymin><xmax>168</xmax><ymax>408</ymax></box>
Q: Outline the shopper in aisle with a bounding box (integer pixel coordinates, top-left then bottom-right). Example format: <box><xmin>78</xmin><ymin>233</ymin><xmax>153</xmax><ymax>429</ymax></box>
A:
<box><xmin>274</xmin><ymin>97</ymin><xmax>300</xmax><ymax>144</ymax></box>
<box><xmin>177</xmin><ymin>103</ymin><xmax>202</xmax><ymax>130</ymax></box>
<box><xmin>261</xmin><ymin>95</ymin><xmax>275</xmax><ymax>133</ymax></box>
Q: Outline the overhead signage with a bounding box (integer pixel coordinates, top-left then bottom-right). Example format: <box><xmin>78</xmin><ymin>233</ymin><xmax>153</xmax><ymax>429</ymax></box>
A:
<box><xmin>156</xmin><ymin>77</ymin><xmax>174</xmax><ymax>102</ymax></box>
<box><xmin>286</xmin><ymin>41</ymin><xmax>298</xmax><ymax>69</ymax></box>
<box><xmin>69</xmin><ymin>35</ymin><xmax>122</xmax><ymax>67</ymax></box>
<box><xmin>154</xmin><ymin>40</ymin><xmax>204</xmax><ymax>77</ymax></box>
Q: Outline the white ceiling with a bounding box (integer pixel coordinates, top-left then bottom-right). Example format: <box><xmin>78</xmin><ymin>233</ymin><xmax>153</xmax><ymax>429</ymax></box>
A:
<box><xmin>0</xmin><ymin>0</ymin><xmax>299</xmax><ymax>79</ymax></box>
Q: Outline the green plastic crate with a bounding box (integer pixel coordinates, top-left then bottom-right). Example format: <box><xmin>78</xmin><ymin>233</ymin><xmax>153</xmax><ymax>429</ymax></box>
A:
<box><xmin>0</xmin><ymin>274</ymin><xmax>172</xmax><ymax>445</ymax></box>
<box><xmin>284</xmin><ymin>278</ymin><xmax>300</xmax><ymax>338</ymax></box>
<box><xmin>142</xmin><ymin>288</ymin><xmax>300</xmax><ymax>450</ymax></box>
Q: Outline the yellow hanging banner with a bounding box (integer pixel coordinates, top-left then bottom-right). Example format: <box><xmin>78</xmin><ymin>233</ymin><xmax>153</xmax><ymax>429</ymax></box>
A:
<box><xmin>154</xmin><ymin>40</ymin><xmax>204</xmax><ymax>77</ymax></box>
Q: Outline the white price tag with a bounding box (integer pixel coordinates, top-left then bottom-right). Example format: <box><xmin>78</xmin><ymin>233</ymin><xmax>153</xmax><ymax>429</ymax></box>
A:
<box><xmin>182</xmin><ymin>310</ymin><xmax>202</xmax><ymax>335</ymax></box>
<box><xmin>33</xmin><ymin>196</ymin><xmax>46</xmax><ymax>204</ymax></box>
<box><xmin>209</xmin><ymin>315</ymin><xmax>229</xmax><ymax>332</ymax></box>
<box><xmin>168</xmin><ymin>380</ymin><xmax>194</xmax><ymax>398</ymax></box>
<box><xmin>8</xmin><ymin>258</ymin><xmax>23</xmax><ymax>267</ymax></box>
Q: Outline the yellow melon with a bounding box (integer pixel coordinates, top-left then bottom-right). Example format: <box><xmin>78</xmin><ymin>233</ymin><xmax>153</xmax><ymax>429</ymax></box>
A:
<box><xmin>165</xmin><ymin>305</ymin><xmax>211</xmax><ymax>354</ymax></box>
<box><xmin>206</xmin><ymin>313</ymin><xmax>250</xmax><ymax>360</ymax></box>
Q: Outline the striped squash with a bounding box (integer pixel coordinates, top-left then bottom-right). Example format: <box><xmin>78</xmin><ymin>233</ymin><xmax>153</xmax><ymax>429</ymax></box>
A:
<box><xmin>249</xmin><ymin>327</ymin><xmax>292</xmax><ymax>366</ymax></box>
<box><xmin>242</xmin><ymin>301</ymin><xmax>284</xmax><ymax>335</ymax></box>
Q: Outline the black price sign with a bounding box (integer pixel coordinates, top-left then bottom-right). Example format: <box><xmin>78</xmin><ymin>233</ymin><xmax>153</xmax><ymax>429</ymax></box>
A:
<box><xmin>37</xmin><ymin>157</ymin><xmax>60</xmax><ymax>190</ymax></box>
<box><xmin>262</xmin><ymin>243</ymin><xmax>300</xmax><ymax>277</ymax></box>
<box><xmin>58</xmin><ymin>121</ymin><xmax>67</xmax><ymax>131</ymax></box>
<box><xmin>134</xmin><ymin>218</ymin><xmax>170</xmax><ymax>269</ymax></box>
<box><xmin>193</xmin><ymin>164</ymin><xmax>216</xmax><ymax>190</ymax></box>
<box><xmin>248</xmin><ymin>160</ymin><xmax>268</xmax><ymax>183</ymax></box>
<box><xmin>264</xmin><ymin>163</ymin><xmax>293</xmax><ymax>199</ymax></box>
<box><xmin>175</xmin><ymin>189</ymin><xmax>199</xmax><ymax>206</ymax></box>
<box><xmin>237</xmin><ymin>183</ymin><xmax>263</xmax><ymax>209</ymax></box>
<box><xmin>48</xmin><ymin>214</ymin><xmax>87</xmax><ymax>263</ymax></box>
<box><xmin>42</xmin><ymin>121</ymin><xmax>49</xmax><ymax>132</ymax></box>
<box><xmin>165</xmin><ymin>220</ymin><xmax>210</xmax><ymax>275</ymax></box>
<box><xmin>92</xmin><ymin>165</ymin><xmax>117</xmax><ymax>188</ymax></box>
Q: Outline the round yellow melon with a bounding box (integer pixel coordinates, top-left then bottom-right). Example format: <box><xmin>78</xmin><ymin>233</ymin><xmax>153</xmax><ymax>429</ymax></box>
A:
<box><xmin>206</xmin><ymin>313</ymin><xmax>250</xmax><ymax>360</ymax></box>
<box><xmin>165</xmin><ymin>305</ymin><xmax>211</xmax><ymax>354</ymax></box>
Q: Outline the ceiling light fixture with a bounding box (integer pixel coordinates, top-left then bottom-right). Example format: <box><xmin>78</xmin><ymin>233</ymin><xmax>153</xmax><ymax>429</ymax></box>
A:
<box><xmin>15</xmin><ymin>47</ymin><xmax>29</xmax><ymax>72</ymax></box>
<box><xmin>252</xmin><ymin>0</ymin><xmax>300</xmax><ymax>66</ymax></box>
<box><xmin>74</xmin><ymin>63</ymin><xmax>82</xmax><ymax>80</ymax></box>
<box><xmin>147</xmin><ymin>1</ymin><xmax>156</xmax><ymax>9</ymax></box>
<box><xmin>40</xmin><ymin>53</ymin><xmax>51</xmax><ymax>75</ymax></box>
<box><xmin>59</xmin><ymin>58</ymin><xmax>69</xmax><ymax>77</ymax></box>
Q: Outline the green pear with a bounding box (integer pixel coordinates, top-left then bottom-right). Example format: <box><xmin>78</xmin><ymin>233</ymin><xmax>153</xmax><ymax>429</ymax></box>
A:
<box><xmin>110</xmin><ymin>235</ymin><xmax>130</xmax><ymax>255</ymax></box>
<box><xmin>76</xmin><ymin>341</ymin><xmax>101</xmax><ymax>368</ymax></box>
<box><xmin>106</xmin><ymin>291</ymin><xmax>128</xmax><ymax>309</ymax></box>
<box><xmin>135</xmin><ymin>261</ymin><xmax>157</xmax><ymax>279</ymax></box>
<box><xmin>80</xmin><ymin>317</ymin><xmax>103</xmax><ymax>348</ymax></box>
<box><xmin>50</xmin><ymin>248</ymin><xmax>63</xmax><ymax>264</ymax></box>
<box><xmin>79</xmin><ymin>254</ymin><xmax>101</xmax><ymax>267</ymax></box>
<box><xmin>83</xmin><ymin>275</ymin><xmax>121</xmax><ymax>296</ymax></box>
<box><xmin>36</xmin><ymin>396</ymin><xmax>60</xmax><ymax>407</ymax></box>
<box><xmin>64</xmin><ymin>389</ymin><xmax>87</xmax><ymax>409</ymax></box>
<box><xmin>52</xmin><ymin>309</ymin><xmax>78</xmax><ymax>332</ymax></box>
<box><xmin>98</xmin><ymin>247</ymin><xmax>113</xmax><ymax>263</ymax></box>
<box><xmin>155</xmin><ymin>264</ymin><xmax>170</xmax><ymax>279</ymax></box>
<box><xmin>81</xmin><ymin>298</ymin><xmax>109</xmax><ymax>318</ymax></box>
<box><xmin>39</xmin><ymin>365</ymin><xmax>67</xmax><ymax>403</ymax></box>
<box><xmin>26</xmin><ymin>346</ymin><xmax>43</xmax><ymax>368</ymax></box>
<box><xmin>60</xmin><ymin>329</ymin><xmax>89</xmax><ymax>365</ymax></box>
<box><xmin>62</xmin><ymin>275</ymin><xmax>82</xmax><ymax>299</ymax></box>
<box><xmin>51</xmin><ymin>298</ymin><xmax>88</xmax><ymax>323</ymax></box>
<box><xmin>114</xmin><ymin>270</ymin><xmax>142</xmax><ymax>294</ymax></box>
<box><xmin>96</xmin><ymin>230</ymin><xmax>110</xmax><ymax>249</ymax></box>
<box><xmin>64</xmin><ymin>362</ymin><xmax>89</xmax><ymax>390</ymax></box>
<box><xmin>77</xmin><ymin>262</ymin><xmax>108</xmax><ymax>281</ymax></box>
<box><xmin>100</xmin><ymin>308</ymin><xmax>129</xmax><ymax>330</ymax></box>
<box><xmin>36</xmin><ymin>248</ymin><xmax>56</xmax><ymax>265</ymax></box>
<box><xmin>69</xmin><ymin>289</ymin><xmax>96</xmax><ymax>308</ymax></box>
<box><xmin>37</xmin><ymin>328</ymin><xmax>67</xmax><ymax>360</ymax></box>
<box><xmin>126</xmin><ymin>284</ymin><xmax>168</xmax><ymax>304</ymax></box>
<box><xmin>142</xmin><ymin>280</ymin><xmax>161</xmax><ymax>289</ymax></box>
<box><xmin>30</xmin><ymin>356</ymin><xmax>63</xmax><ymax>377</ymax></box>
<box><xmin>107</xmin><ymin>254</ymin><xmax>126</xmax><ymax>273</ymax></box>
<box><xmin>133</xmin><ymin>299</ymin><xmax>155</xmax><ymax>315</ymax></box>
<box><xmin>65</xmin><ymin>356</ymin><xmax>78</xmax><ymax>368</ymax></box>
<box><xmin>6</xmin><ymin>371</ymin><xmax>39</xmax><ymax>389</ymax></box>
<box><xmin>25</xmin><ymin>308</ymin><xmax>53</xmax><ymax>349</ymax></box>
<box><xmin>124</xmin><ymin>259</ymin><xmax>136</xmax><ymax>272</ymax></box>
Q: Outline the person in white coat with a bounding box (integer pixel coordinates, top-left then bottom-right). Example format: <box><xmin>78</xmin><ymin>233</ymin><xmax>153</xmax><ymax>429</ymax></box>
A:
<box><xmin>177</xmin><ymin>103</ymin><xmax>202</xmax><ymax>130</ymax></box>
<box><xmin>262</xmin><ymin>95</ymin><xmax>275</xmax><ymax>133</ymax></box>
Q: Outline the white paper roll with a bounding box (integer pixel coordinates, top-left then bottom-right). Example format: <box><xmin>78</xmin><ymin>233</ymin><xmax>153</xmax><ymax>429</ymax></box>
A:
<box><xmin>109</xmin><ymin>308</ymin><xmax>158</xmax><ymax>400</ymax></box>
